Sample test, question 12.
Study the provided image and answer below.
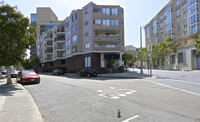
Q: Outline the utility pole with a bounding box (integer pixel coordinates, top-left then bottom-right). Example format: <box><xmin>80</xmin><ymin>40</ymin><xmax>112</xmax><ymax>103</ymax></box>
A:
<box><xmin>140</xmin><ymin>26</ymin><xmax>145</xmax><ymax>74</ymax></box>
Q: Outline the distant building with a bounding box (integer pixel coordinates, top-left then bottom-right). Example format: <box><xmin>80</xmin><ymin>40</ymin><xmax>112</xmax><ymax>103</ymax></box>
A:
<box><xmin>145</xmin><ymin>0</ymin><xmax>200</xmax><ymax>70</ymax></box>
<box><xmin>37</xmin><ymin>2</ymin><xmax>125</xmax><ymax>73</ymax></box>
<box><xmin>30</xmin><ymin>7</ymin><xmax>59</xmax><ymax>59</ymax></box>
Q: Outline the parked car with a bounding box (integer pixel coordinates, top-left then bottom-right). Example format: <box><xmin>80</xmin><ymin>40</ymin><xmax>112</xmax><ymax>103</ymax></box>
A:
<box><xmin>1</xmin><ymin>69</ymin><xmax>7</xmax><ymax>77</ymax></box>
<box><xmin>17</xmin><ymin>70</ymin><xmax>40</xmax><ymax>84</ymax></box>
<box><xmin>52</xmin><ymin>69</ymin><xmax>64</xmax><ymax>75</ymax></box>
<box><xmin>77</xmin><ymin>68</ymin><xmax>97</xmax><ymax>77</ymax></box>
<box><xmin>10</xmin><ymin>70</ymin><xmax>18</xmax><ymax>78</ymax></box>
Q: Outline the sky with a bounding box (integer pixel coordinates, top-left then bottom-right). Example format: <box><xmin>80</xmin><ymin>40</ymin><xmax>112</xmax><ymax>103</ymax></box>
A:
<box><xmin>4</xmin><ymin>0</ymin><xmax>170</xmax><ymax>48</ymax></box>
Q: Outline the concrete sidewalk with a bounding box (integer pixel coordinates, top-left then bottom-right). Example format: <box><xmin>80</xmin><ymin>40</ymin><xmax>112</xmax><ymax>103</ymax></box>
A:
<box><xmin>0</xmin><ymin>78</ymin><xmax>43</xmax><ymax>122</ymax></box>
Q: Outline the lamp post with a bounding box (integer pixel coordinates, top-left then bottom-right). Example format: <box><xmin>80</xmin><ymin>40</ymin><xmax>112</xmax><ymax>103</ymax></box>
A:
<box><xmin>140</xmin><ymin>25</ymin><xmax>146</xmax><ymax>74</ymax></box>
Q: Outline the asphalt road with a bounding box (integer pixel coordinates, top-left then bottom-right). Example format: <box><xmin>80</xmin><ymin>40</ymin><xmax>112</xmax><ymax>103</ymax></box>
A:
<box><xmin>24</xmin><ymin>74</ymin><xmax>200</xmax><ymax>122</ymax></box>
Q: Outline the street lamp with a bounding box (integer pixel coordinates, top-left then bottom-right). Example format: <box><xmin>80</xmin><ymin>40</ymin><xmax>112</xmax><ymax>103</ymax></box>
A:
<box><xmin>140</xmin><ymin>25</ymin><xmax>146</xmax><ymax>74</ymax></box>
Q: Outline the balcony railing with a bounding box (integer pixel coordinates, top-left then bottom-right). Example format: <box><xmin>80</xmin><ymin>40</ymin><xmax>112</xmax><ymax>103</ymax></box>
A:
<box><xmin>54</xmin><ymin>53</ymin><xmax>66</xmax><ymax>58</ymax></box>
<box><xmin>93</xmin><ymin>45</ymin><xmax>122</xmax><ymax>51</ymax></box>
<box><xmin>45</xmin><ymin>57</ymin><xmax>53</xmax><ymax>61</ymax></box>
<box><xmin>45</xmin><ymin>50</ymin><xmax>53</xmax><ymax>53</ymax></box>
<box><xmin>54</xmin><ymin>45</ymin><xmax>65</xmax><ymax>50</ymax></box>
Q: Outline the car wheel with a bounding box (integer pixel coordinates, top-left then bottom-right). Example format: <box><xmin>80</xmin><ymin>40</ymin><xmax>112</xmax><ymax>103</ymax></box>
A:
<box><xmin>87</xmin><ymin>74</ymin><xmax>90</xmax><ymax>77</ymax></box>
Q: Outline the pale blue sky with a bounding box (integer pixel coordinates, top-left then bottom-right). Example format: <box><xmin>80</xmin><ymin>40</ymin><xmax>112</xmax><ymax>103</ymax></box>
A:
<box><xmin>5</xmin><ymin>0</ymin><xmax>170</xmax><ymax>47</ymax></box>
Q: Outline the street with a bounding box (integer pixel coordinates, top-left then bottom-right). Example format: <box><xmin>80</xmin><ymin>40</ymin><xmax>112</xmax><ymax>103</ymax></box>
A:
<box><xmin>23</xmin><ymin>70</ymin><xmax>200</xmax><ymax>122</ymax></box>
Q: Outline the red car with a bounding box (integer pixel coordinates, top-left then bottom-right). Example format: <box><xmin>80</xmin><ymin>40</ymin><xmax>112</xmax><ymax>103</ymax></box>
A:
<box><xmin>17</xmin><ymin>70</ymin><xmax>40</xmax><ymax>84</ymax></box>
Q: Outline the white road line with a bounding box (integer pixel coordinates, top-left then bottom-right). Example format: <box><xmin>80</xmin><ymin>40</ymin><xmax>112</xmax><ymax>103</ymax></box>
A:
<box><xmin>144</xmin><ymin>79</ymin><xmax>200</xmax><ymax>97</ymax></box>
<box><xmin>122</xmin><ymin>115</ymin><xmax>139</xmax><ymax>122</ymax></box>
<box><xmin>167</xmin><ymin>79</ymin><xmax>200</xmax><ymax>86</ymax></box>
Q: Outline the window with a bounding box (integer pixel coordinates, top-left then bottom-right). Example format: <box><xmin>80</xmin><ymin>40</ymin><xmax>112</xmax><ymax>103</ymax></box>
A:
<box><xmin>189</xmin><ymin>14</ymin><xmax>196</xmax><ymax>25</ymax></box>
<box><xmin>72</xmin><ymin>13</ymin><xmax>77</xmax><ymax>22</ymax></box>
<box><xmin>85</xmin><ymin>43</ymin><xmax>90</xmax><ymax>49</ymax></box>
<box><xmin>103</xmin><ymin>19</ymin><xmax>110</xmax><ymax>27</ymax></box>
<box><xmin>177</xmin><ymin>33</ymin><xmax>181</xmax><ymax>39</ymax></box>
<box><xmin>160</xmin><ymin>23</ymin><xmax>163</xmax><ymax>28</ymax></box>
<box><xmin>160</xmin><ymin>16</ymin><xmax>163</xmax><ymax>21</ymax></box>
<box><xmin>176</xmin><ymin>17</ymin><xmax>181</xmax><ymax>24</ymax></box>
<box><xmin>106</xmin><ymin>44</ymin><xmax>116</xmax><ymax>48</ymax></box>
<box><xmin>102</xmin><ymin>8</ymin><xmax>110</xmax><ymax>15</ymax></box>
<box><xmin>85</xmin><ymin>56</ymin><xmax>91</xmax><ymax>67</ymax></box>
<box><xmin>177</xmin><ymin>25</ymin><xmax>181</xmax><ymax>32</ymax></box>
<box><xmin>160</xmin><ymin>29</ymin><xmax>163</xmax><ymax>34</ymax></box>
<box><xmin>183</xmin><ymin>13</ymin><xmax>187</xmax><ymax>20</ymax></box>
<box><xmin>61</xmin><ymin>59</ymin><xmax>65</xmax><ymax>65</ymax></box>
<box><xmin>166</xmin><ymin>6</ymin><xmax>171</xmax><ymax>14</ymax></box>
<box><xmin>111</xmin><ymin>8</ymin><xmax>118</xmax><ymax>15</ymax></box>
<box><xmin>178</xmin><ymin>52</ymin><xmax>183</xmax><ymax>63</ymax></box>
<box><xmin>93</xmin><ymin>19</ymin><xmax>101</xmax><ymax>24</ymax></box>
<box><xmin>111</xmin><ymin>19</ymin><xmax>119</xmax><ymax>27</ymax></box>
<box><xmin>72</xmin><ymin>24</ymin><xmax>77</xmax><ymax>32</ymax></box>
<box><xmin>85</xmin><ymin>21</ymin><xmax>88</xmax><ymax>26</ymax></box>
<box><xmin>72</xmin><ymin>35</ymin><xmax>78</xmax><ymax>42</ymax></box>
<box><xmin>176</xmin><ymin>8</ymin><xmax>180</xmax><ymax>16</ymax></box>
<box><xmin>93</xmin><ymin>8</ymin><xmax>101</xmax><ymax>13</ymax></box>
<box><xmin>65</xmin><ymin>31</ymin><xmax>70</xmax><ymax>38</ymax></box>
<box><xmin>188</xmin><ymin>0</ymin><xmax>195</xmax><ymax>7</ymax></box>
<box><xmin>85</xmin><ymin>7</ymin><xmax>88</xmax><ymax>15</ymax></box>
<box><xmin>72</xmin><ymin>45</ymin><xmax>77</xmax><ymax>53</ymax></box>
<box><xmin>183</xmin><ymin>22</ymin><xmax>187</xmax><ymax>29</ymax></box>
<box><xmin>176</xmin><ymin>0</ymin><xmax>180</xmax><ymax>7</ymax></box>
<box><xmin>184</xmin><ymin>30</ymin><xmax>188</xmax><ymax>37</ymax></box>
<box><xmin>189</xmin><ymin>24</ymin><xmax>197</xmax><ymax>34</ymax></box>
<box><xmin>85</xmin><ymin>32</ymin><xmax>89</xmax><ymax>37</ymax></box>
<box><xmin>171</xmin><ymin>55</ymin><xmax>175</xmax><ymax>64</ymax></box>
<box><xmin>182</xmin><ymin>3</ymin><xmax>187</xmax><ymax>12</ymax></box>
<box><xmin>66</xmin><ymin>40</ymin><xmax>70</xmax><ymax>47</ymax></box>
<box><xmin>66</xmin><ymin>49</ymin><xmax>70</xmax><ymax>56</ymax></box>
<box><xmin>188</xmin><ymin>5</ymin><xmax>196</xmax><ymax>16</ymax></box>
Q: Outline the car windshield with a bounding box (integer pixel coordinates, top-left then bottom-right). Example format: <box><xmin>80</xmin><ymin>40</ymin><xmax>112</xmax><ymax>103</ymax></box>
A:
<box><xmin>22</xmin><ymin>71</ymin><xmax>37</xmax><ymax>75</ymax></box>
<box><xmin>11</xmin><ymin>70</ymin><xmax>17</xmax><ymax>73</ymax></box>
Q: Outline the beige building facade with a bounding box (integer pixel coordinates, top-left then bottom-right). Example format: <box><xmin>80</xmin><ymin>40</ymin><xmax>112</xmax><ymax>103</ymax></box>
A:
<box><xmin>38</xmin><ymin>2</ymin><xmax>125</xmax><ymax>73</ymax></box>
<box><xmin>145</xmin><ymin>0</ymin><xmax>200</xmax><ymax>70</ymax></box>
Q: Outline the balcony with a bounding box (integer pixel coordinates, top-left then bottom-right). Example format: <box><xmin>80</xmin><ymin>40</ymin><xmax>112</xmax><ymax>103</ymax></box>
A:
<box><xmin>45</xmin><ymin>57</ymin><xmax>53</xmax><ymax>61</ymax></box>
<box><xmin>93</xmin><ymin>35</ymin><xmax>121</xmax><ymax>42</ymax></box>
<box><xmin>93</xmin><ymin>45</ymin><xmax>122</xmax><ymax>52</ymax></box>
<box><xmin>55</xmin><ymin>27</ymin><xmax>65</xmax><ymax>35</ymax></box>
<box><xmin>45</xmin><ymin>50</ymin><xmax>53</xmax><ymax>54</ymax></box>
<box><xmin>55</xmin><ymin>45</ymin><xmax>66</xmax><ymax>51</ymax></box>
<box><xmin>54</xmin><ymin>53</ymin><xmax>66</xmax><ymax>59</ymax></box>
<box><xmin>54</xmin><ymin>36</ymin><xmax>65</xmax><ymax>43</ymax></box>
<box><xmin>46</xmin><ymin>43</ymin><xmax>53</xmax><ymax>47</ymax></box>
<box><xmin>45</xmin><ymin>34</ymin><xmax>53</xmax><ymax>41</ymax></box>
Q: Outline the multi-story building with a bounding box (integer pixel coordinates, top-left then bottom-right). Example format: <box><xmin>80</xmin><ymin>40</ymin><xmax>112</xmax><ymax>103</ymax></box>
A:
<box><xmin>30</xmin><ymin>7</ymin><xmax>59</xmax><ymax>59</ymax></box>
<box><xmin>145</xmin><ymin>0</ymin><xmax>200</xmax><ymax>70</ymax></box>
<box><xmin>38</xmin><ymin>2</ymin><xmax>124</xmax><ymax>73</ymax></box>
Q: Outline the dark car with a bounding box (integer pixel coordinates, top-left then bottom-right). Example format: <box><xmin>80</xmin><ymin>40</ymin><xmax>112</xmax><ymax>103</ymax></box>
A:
<box><xmin>77</xmin><ymin>69</ymin><xmax>97</xmax><ymax>77</ymax></box>
<box><xmin>17</xmin><ymin>70</ymin><xmax>40</xmax><ymax>84</ymax></box>
<box><xmin>52</xmin><ymin>69</ymin><xmax>64</xmax><ymax>75</ymax></box>
<box><xmin>10</xmin><ymin>70</ymin><xmax>18</xmax><ymax>78</ymax></box>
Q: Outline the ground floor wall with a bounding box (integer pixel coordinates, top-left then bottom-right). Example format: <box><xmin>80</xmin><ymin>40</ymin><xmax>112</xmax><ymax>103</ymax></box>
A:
<box><xmin>42</xmin><ymin>53</ymin><xmax>124</xmax><ymax>74</ymax></box>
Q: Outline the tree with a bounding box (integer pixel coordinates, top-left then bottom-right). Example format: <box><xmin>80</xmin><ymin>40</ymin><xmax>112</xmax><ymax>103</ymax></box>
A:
<box><xmin>0</xmin><ymin>2</ymin><xmax>36</xmax><ymax>84</ymax></box>
<box><xmin>195</xmin><ymin>34</ymin><xmax>200</xmax><ymax>54</ymax></box>
<box><xmin>151</xmin><ymin>37</ymin><xmax>178</xmax><ymax>69</ymax></box>
<box><xmin>137</xmin><ymin>48</ymin><xmax>148</xmax><ymax>68</ymax></box>
<box><xmin>122</xmin><ymin>53</ymin><xmax>135</xmax><ymax>70</ymax></box>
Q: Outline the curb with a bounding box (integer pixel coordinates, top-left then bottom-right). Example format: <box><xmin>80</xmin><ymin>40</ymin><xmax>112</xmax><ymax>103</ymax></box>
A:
<box><xmin>19</xmin><ymin>84</ymin><xmax>43</xmax><ymax>122</ymax></box>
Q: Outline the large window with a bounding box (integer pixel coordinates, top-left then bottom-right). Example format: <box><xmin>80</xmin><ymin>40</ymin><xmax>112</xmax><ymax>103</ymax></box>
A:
<box><xmin>85</xmin><ymin>7</ymin><xmax>88</xmax><ymax>15</ymax></box>
<box><xmin>85</xmin><ymin>56</ymin><xmax>91</xmax><ymax>67</ymax></box>
<box><xmin>184</xmin><ymin>30</ymin><xmax>188</xmax><ymax>37</ymax></box>
<box><xmin>182</xmin><ymin>3</ymin><xmax>187</xmax><ymax>12</ymax></box>
<box><xmin>188</xmin><ymin>5</ymin><xmax>196</xmax><ymax>16</ymax></box>
<box><xmin>72</xmin><ymin>24</ymin><xmax>77</xmax><ymax>32</ymax></box>
<box><xmin>183</xmin><ymin>13</ymin><xmax>187</xmax><ymax>20</ymax></box>
<box><xmin>183</xmin><ymin>22</ymin><xmax>187</xmax><ymax>29</ymax></box>
<box><xmin>111</xmin><ymin>19</ymin><xmax>119</xmax><ymax>27</ymax></box>
<box><xmin>189</xmin><ymin>24</ymin><xmax>197</xmax><ymax>34</ymax></box>
<box><xmin>189</xmin><ymin>14</ymin><xmax>196</xmax><ymax>25</ymax></box>
<box><xmin>177</xmin><ymin>25</ymin><xmax>181</xmax><ymax>32</ymax></box>
<box><xmin>93</xmin><ymin>19</ymin><xmax>101</xmax><ymax>24</ymax></box>
<box><xmin>176</xmin><ymin>8</ymin><xmax>180</xmax><ymax>16</ymax></box>
<box><xmin>72</xmin><ymin>35</ymin><xmax>78</xmax><ymax>42</ymax></box>
<box><xmin>188</xmin><ymin>0</ymin><xmax>195</xmax><ymax>7</ymax></box>
<box><xmin>66</xmin><ymin>20</ymin><xmax>70</xmax><ymax>28</ymax></box>
<box><xmin>176</xmin><ymin>17</ymin><xmax>181</xmax><ymax>24</ymax></box>
<box><xmin>93</xmin><ymin>8</ymin><xmax>101</xmax><ymax>13</ymax></box>
<box><xmin>85</xmin><ymin>43</ymin><xmax>90</xmax><ymax>49</ymax></box>
<box><xmin>102</xmin><ymin>8</ymin><xmax>110</xmax><ymax>15</ymax></box>
<box><xmin>72</xmin><ymin>13</ymin><xmax>77</xmax><ymax>22</ymax></box>
<box><xmin>72</xmin><ymin>45</ymin><xmax>77</xmax><ymax>53</ymax></box>
<box><xmin>103</xmin><ymin>19</ymin><xmax>110</xmax><ymax>27</ymax></box>
<box><xmin>111</xmin><ymin>8</ymin><xmax>118</xmax><ymax>15</ymax></box>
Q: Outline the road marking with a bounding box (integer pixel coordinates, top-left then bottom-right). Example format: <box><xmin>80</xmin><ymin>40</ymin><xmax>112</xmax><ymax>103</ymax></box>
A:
<box><xmin>168</xmin><ymin>79</ymin><xmax>200</xmax><ymax>86</ymax></box>
<box><xmin>144</xmin><ymin>79</ymin><xmax>200</xmax><ymax>97</ymax></box>
<box><xmin>122</xmin><ymin>115</ymin><xmax>139</xmax><ymax>122</ymax></box>
<box><xmin>97</xmin><ymin>87</ymin><xmax>136</xmax><ymax>99</ymax></box>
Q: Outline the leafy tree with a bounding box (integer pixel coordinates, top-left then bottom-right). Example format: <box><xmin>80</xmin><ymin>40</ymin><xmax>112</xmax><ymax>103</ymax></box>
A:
<box><xmin>137</xmin><ymin>48</ymin><xmax>148</xmax><ymax>68</ymax></box>
<box><xmin>151</xmin><ymin>37</ymin><xmax>178</xmax><ymax>69</ymax></box>
<box><xmin>195</xmin><ymin>34</ymin><xmax>200</xmax><ymax>53</ymax></box>
<box><xmin>122</xmin><ymin>53</ymin><xmax>135</xmax><ymax>70</ymax></box>
<box><xmin>0</xmin><ymin>2</ymin><xmax>36</xmax><ymax>84</ymax></box>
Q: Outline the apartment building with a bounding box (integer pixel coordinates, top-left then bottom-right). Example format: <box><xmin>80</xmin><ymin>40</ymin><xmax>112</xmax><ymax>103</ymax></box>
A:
<box><xmin>38</xmin><ymin>2</ymin><xmax>124</xmax><ymax>73</ymax></box>
<box><xmin>30</xmin><ymin>7</ymin><xmax>59</xmax><ymax>59</ymax></box>
<box><xmin>145</xmin><ymin>0</ymin><xmax>200</xmax><ymax>70</ymax></box>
